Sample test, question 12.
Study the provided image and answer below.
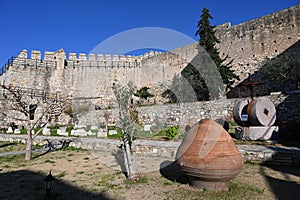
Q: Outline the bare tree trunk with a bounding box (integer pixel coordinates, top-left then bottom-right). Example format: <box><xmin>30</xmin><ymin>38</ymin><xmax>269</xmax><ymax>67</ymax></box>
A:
<box><xmin>104</xmin><ymin>111</ymin><xmax>110</xmax><ymax>137</ymax></box>
<box><xmin>122</xmin><ymin>141</ymin><xmax>130</xmax><ymax>176</ymax></box>
<box><xmin>123</xmin><ymin>140</ymin><xmax>137</xmax><ymax>180</ymax></box>
<box><xmin>25</xmin><ymin>128</ymin><xmax>32</xmax><ymax>160</ymax></box>
<box><xmin>106</xmin><ymin>124</ymin><xmax>109</xmax><ymax>137</ymax></box>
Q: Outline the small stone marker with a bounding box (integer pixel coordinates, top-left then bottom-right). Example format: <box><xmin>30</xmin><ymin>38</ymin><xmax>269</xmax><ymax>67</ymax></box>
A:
<box><xmin>97</xmin><ymin>129</ymin><xmax>107</xmax><ymax>138</ymax></box>
<box><xmin>57</xmin><ymin>127</ymin><xmax>68</xmax><ymax>136</ymax></box>
<box><xmin>7</xmin><ymin>127</ymin><xmax>13</xmax><ymax>134</ymax></box>
<box><xmin>42</xmin><ymin>127</ymin><xmax>51</xmax><ymax>136</ymax></box>
<box><xmin>71</xmin><ymin>129</ymin><xmax>88</xmax><ymax>137</ymax></box>
<box><xmin>14</xmin><ymin>129</ymin><xmax>21</xmax><ymax>134</ymax></box>
<box><xmin>108</xmin><ymin>130</ymin><xmax>117</xmax><ymax>135</ymax></box>
<box><xmin>143</xmin><ymin>125</ymin><xmax>151</xmax><ymax>131</ymax></box>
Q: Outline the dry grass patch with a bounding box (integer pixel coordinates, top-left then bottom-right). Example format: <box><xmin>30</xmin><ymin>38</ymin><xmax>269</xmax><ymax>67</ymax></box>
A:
<box><xmin>0</xmin><ymin>141</ymin><xmax>299</xmax><ymax>200</ymax></box>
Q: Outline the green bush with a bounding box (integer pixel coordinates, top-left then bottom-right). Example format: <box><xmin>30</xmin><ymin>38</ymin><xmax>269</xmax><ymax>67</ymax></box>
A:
<box><xmin>20</xmin><ymin>129</ymin><xmax>27</xmax><ymax>134</ymax></box>
<box><xmin>154</xmin><ymin>125</ymin><xmax>179</xmax><ymax>140</ymax></box>
<box><xmin>135</xmin><ymin>86</ymin><xmax>154</xmax><ymax>100</ymax></box>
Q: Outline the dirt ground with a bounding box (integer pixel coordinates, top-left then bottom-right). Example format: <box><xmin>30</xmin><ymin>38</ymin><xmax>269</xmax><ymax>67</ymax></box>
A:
<box><xmin>0</xmin><ymin>143</ymin><xmax>300</xmax><ymax>200</ymax></box>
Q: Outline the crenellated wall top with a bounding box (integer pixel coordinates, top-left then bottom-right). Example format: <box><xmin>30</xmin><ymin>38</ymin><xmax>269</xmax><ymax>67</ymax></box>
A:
<box><xmin>16</xmin><ymin>49</ymin><xmax>162</xmax><ymax>63</ymax></box>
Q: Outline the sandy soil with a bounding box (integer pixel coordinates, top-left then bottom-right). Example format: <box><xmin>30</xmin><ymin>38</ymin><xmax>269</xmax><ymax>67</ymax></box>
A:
<box><xmin>0</xmin><ymin>145</ymin><xmax>300</xmax><ymax>200</ymax></box>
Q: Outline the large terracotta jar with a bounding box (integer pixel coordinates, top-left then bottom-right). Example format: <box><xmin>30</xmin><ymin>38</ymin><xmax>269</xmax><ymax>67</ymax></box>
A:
<box><xmin>175</xmin><ymin>119</ymin><xmax>244</xmax><ymax>191</ymax></box>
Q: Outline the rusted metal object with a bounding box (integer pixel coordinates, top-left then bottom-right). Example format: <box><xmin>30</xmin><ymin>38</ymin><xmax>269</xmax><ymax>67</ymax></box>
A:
<box><xmin>240</xmin><ymin>73</ymin><xmax>265</xmax><ymax>99</ymax></box>
<box><xmin>175</xmin><ymin>119</ymin><xmax>244</xmax><ymax>191</ymax></box>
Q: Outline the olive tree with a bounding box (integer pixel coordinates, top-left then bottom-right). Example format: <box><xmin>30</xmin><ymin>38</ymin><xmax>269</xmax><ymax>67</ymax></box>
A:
<box><xmin>113</xmin><ymin>82</ymin><xmax>140</xmax><ymax>180</ymax></box>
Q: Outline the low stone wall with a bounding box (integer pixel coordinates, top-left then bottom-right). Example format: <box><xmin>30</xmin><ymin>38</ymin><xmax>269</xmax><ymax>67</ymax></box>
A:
<box><xmin>1</xmin><ymin>134</ymin><xmax>299</xmax><ymax>165</ymax></box>
<box><xmin>77</xmin><ymin>91</ymin><xmax>300</xmax><ymax>129</ymax></box>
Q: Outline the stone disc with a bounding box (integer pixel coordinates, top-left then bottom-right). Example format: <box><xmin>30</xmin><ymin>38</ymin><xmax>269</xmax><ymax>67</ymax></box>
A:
<box><xmin>233</xmin><ymin>99</ymin><xmax>250</xmax><ymax>126</ymax></box>
<box><xmin>247</xmin><ymin>97</ymin><xmax>276</xmax><ymax>126</ymax></box>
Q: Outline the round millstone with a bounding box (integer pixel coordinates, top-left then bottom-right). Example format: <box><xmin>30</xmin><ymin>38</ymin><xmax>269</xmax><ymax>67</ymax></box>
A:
<box><xmin>233</xmin><ymin>99</ymin><xmax>251</xmax><ymax>126</ymax></box>
<box><xmin>247</xmin><ymin>97</ymin><xmax>276</xmax><ymax>126</ymax></box>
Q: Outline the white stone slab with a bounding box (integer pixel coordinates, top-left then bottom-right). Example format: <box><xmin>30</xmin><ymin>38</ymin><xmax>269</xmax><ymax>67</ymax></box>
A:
<box><xmin>90</xmin><ymin>125</ymin><xmax>98</xmax><ymax>130</ymax></box>
<box><xmin>71</xmin><ymin>129</ymin><xmax>88</xmax><ymax>137</ymax></box>
<box><xmin>235</xmin><ymin>126</ymin><xmax>279</xmax><ymax>140</ymax></box>
<box><xmin>108</xmin><ymin>130</ymin><xmax>117</xmax><ymax>135</ymax></box>
<box><xmin>42</xmin><ymin>127</ymin><xmax>51</xmax><ymax>136</ymax></box>
<box><xmin>7</xmin><ymin>127</ymin><xmax>13</xmax><ymax>134</ymax></box>
<box><xmin>143</xmin><ymin>125</ymin><xmax>151</xmax><ymax>131</ymax></box>
<box><xmin>97</xmin><ymin>130</ymin><xmax>107</xmax><ymax>138</ymax></box>
<box><xmin>14</xmin><ymin>129</ymin><xmax>21</xmax><ymax>134</ymax></box>
<box><xmin>87</xmin><ymin>130</ymin><xmax>96</xmax><ymax>136</ymax></box>
<box><xmin>57</xmin><ymin>127</ymin><xmax>68</xmax><ymax>136</ymax></box>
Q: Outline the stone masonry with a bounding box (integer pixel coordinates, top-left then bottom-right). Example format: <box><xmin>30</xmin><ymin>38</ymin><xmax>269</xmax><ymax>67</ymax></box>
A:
<box><xmin>0</xmin><ymin>5</ymin><xmax>299</xmax><ymax>127</ymax></box>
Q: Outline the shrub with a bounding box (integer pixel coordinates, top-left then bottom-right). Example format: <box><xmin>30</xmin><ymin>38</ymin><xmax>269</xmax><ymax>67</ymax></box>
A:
<box><xmin>20</xmin><ymin>129</ymin><xmax>27</xmax><ymax>134</ymax></box>
<box><xmin>155</xmin><ymin>125</ymin><xmax>180</xmax><ymax>140</ymax></box>
<box><xmin>135</xmin><ymin>87</ymin><xmax>154</xmax><ymax>100</ymax></box>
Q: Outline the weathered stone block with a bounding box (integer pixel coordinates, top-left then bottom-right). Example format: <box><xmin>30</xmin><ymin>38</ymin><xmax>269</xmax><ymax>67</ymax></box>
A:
<box><xmin>235</xmin><ymin>126</ymin><xmax>279</xmax><ymax>140</ymax></box>
<box><xmin>108</xmin><ymin>130</ymin><xmax>117</xmax><ymax>135</ymax></box>
<box><xmin>71</xmin><ymin>129</ymin><xmax>88</xmax><ymax>137</ymax></box>
<box><xmin>143</xmin><ymin>125</ymin><xmax>151</xmax><ymax>131</ymax></box>
<box><xmin>57</xmin><ymin>127</ymin><xmax>68</xmax><ymax>136</ymax></box>
<box><xmin>7</xmin><ymin>127</ymin><xmax>13</xmax><ymax>134</ymax></box>
<box><xmin>14</xmin><ymin>129</ymin><xmax>20</xmax><ymax>134</ymax></box>
<box><xmin>97</xmin><ymin>130</ymin><xmax>107</xmax><ymax>138</ymax></box>
<box><xmin>42</xmin><ymin>127</ymin><xmax>50</xmax><ymax>136</ymax></box>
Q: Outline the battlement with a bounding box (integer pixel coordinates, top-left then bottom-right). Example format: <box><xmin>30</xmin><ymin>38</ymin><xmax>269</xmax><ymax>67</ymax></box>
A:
<box><xmin>7</xmin><ymin>49</ymin><xmax>163</xmax><ymax>70</ymax></box>
<box><xmin>15</xmin><ymin>49</ymin><xmax>162</xmax><ymax>62</ymax></box>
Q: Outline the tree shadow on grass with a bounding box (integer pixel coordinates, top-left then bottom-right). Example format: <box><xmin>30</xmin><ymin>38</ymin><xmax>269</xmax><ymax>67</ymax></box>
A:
<box><xmin>111</xmin><ymin>147</ymin><xmax>128</xmax><ymax>177</ymax></box>
<box><xmin>159</xmin><ymin>160</ymin><xmax>188</xmax><ymax>184</ymax></box>
<box><xmin>0</xmin><ymin>170</ymin><xmax>115</xmax><ymax>200</ymax></box>
<box><xmin>0</xmin><ymin>142</ymin><xmax>17</xmax><ymax>149</ymax></box>
<box><xmin>260</xmin><ymin>164</ymin><xmax>300</xmax><ymax>200</ymax></box>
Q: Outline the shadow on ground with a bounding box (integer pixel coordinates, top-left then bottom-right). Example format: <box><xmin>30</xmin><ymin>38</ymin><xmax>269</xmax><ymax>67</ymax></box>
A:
<box><xmin>0</xmin><ymin>142</ymin><xmax>17</xmax><ymax>148</ymax></box>
<box><xmin>159</xmin><ymin>160</ymin><xmax>188</xmax><ymax>184</ymax></box>
<box><xmin>0</xmin><ymin>170</ymin><xmax>114</xmax><ymax>200</ymax></box>
<box><xmin>260</xmin><ymin>164</ymin><xmax>300</xmax><ymax>200</ymax></box>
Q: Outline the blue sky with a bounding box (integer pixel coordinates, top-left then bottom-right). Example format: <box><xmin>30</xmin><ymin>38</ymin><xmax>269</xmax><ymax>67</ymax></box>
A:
<box><xmin>0</xmin><ymin>0</ymin><xmax>299</xmax><ymax>66</ymax></box>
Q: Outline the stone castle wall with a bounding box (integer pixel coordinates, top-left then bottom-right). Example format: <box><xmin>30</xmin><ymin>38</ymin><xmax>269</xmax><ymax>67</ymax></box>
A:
<box><xmin>0</xmin><ymin>4</ymin><xmax>299</xmax><ymax>126</ymax></box>
<box><xmin>215</xmin><ymin>4</ymin><xmax>300</xmax><ymax>82</ymax></box>
<box><xmin>0</xmin><ymin>42</ymin><xmax>201</xmax><ymax>107</ymax></box>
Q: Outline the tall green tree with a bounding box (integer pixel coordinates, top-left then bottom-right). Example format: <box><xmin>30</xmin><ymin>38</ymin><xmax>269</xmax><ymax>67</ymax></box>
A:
<box><xmin>195</xmin><ymin>7</ymin><xmax>238</xmax><ymax>88</ymax></box>
<box><xmin>180</xmin><ymin>7</ymin><xmax>238</xmax><ymax>101</ymax></box>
